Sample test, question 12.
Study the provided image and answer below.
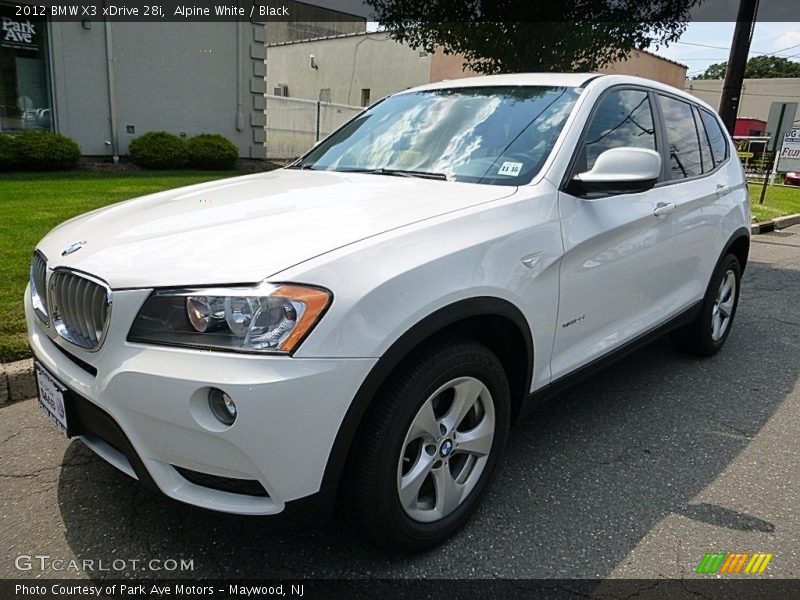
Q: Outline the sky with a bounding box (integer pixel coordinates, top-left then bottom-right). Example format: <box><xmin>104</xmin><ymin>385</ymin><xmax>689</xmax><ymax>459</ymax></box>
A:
<box><xmin>364</xmin><ymin>21</ymin><xmax>800</xmax><ymax>79</ymax></box>
<box><xmin>647</xmin><ymin>22</ymin><xmax>800</xmax><ymax>78</ymax></box>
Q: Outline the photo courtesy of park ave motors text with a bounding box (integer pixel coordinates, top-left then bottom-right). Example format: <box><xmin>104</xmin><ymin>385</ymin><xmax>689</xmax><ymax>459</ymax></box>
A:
<box><xmin>2</xmin><ymin>0</ymin><xmax>800</xmax><ymax>592</ymax></box>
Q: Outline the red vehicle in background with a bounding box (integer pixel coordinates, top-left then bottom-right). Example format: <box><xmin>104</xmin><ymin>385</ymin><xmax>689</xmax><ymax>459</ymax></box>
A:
<box><xmin>785</xmin><ymin>172</ymin><xmax>800</xmax><ymax>186</ymax></box>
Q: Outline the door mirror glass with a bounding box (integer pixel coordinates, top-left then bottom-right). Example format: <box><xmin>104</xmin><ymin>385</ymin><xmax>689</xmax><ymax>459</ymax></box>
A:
<box><xmin>570</xmin><ymin>147</ymin><xmax>661</xmax><ymax>196</ymax></box>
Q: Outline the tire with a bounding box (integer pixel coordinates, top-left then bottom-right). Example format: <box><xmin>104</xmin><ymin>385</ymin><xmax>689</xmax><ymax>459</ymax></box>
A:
<box><xmin>671</xmin><ymin>253</ymin><xmax>742</xmax><ymax>356</ymax></box>
<box><xmin>348</xmin><ymin>337</ymin><xmax>511</xmax><ymax>552</ymax></box>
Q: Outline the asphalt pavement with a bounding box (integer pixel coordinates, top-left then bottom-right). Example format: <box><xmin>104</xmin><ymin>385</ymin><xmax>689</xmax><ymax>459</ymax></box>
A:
<box><xmin>2</xmin><ymin>227</ymin><xmax>800</xmax><ymax>580</ymax></box>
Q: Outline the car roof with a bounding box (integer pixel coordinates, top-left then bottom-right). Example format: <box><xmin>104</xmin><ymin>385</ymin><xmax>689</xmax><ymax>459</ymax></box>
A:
<box><xmin>405</xmin><ymin>72</ymin><xmax>601</xmax><ymax>92</ymax></box>
<box><xmin>397</xmin><ymin>72</ymin><xmax>720</xmax><ymax>116</ymax></box>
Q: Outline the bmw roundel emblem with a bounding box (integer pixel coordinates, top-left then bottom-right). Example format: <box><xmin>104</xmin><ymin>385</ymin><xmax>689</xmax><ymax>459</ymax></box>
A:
<box><xmin>439</xmin><ymin>439</ymin><xmax>454</xmax><ymax>458</ymax></box>
<box><xmin>61</xmin><ymin>241</ymin><xmax>86</xmax><ymax>256</ymax></box>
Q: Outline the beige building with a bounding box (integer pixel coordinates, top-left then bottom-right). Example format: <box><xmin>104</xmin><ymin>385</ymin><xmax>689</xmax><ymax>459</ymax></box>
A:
<box><xmin>267</xmin><ymin>31</ymin><xmax>432</xmax><ymax>106</ymax></box>
<box><xmin>597</xmin><ymin>49</ymin><xmax>687</xmax><ymax>88</ymax></box>
<box><xmin>264</xmin><ymin>1</ymin><xmax>365</xmax><ymax>46</ymax></box>
<box><xmin>685</xmin><ymin>78</ymin><xmax>800</xmax><ymax>123</ymax></box>
<box><xmin>265</xmin><ymin>31</ymin><xmax>688</xmax><ymax>107</ymax></box>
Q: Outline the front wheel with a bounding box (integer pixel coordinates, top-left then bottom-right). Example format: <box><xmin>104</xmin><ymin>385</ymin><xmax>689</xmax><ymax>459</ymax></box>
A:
<box><xmin>672</xmin><ymin>253</ymin><xmax>742</xmax><ymax>356</ymax></box>
<box><xmin>349</xmin><ymin>337</ymin><xmax>510</xmax><ymax>551</ymax></box>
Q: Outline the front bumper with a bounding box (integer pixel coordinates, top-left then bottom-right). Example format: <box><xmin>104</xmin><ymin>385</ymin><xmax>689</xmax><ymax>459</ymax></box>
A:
<box><xmin>26</xmin><ymin>286</ymin><xmax>376</xmax><ymax>515</ymax></box>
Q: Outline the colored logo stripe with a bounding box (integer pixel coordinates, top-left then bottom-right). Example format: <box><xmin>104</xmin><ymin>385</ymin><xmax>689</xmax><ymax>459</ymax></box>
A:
<box><xmin>745</xmin><ymin>553</ymin><xmax>774</xmax><ymax>574</ymax></box>
<box><xmin>720</xmin><ymin>553</ymin><xmax>749</xmax><ymax>573</ymax></box>
<box><xmin>697</xmin><ymin>552</ymin><xmax>773</xmax><ymax>574</ymax></box>
<box><xmin>697</xmin><ymin>553</ymin><xmax>726</xmax><ymax>573</ymax></box>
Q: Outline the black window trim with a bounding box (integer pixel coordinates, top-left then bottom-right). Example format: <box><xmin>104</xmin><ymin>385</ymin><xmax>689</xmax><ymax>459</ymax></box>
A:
<box><xmin>559</xmin><ymin>84</ymin><xmax>662</xmax><ymax>196</ymax></box>
<box><xmin>559</xmin><ymin>84</ymin><xmax>732</xmax><ymax>196</ymax></box>
<box><xmin>697</xmin><ymin>105</ymin><xmax>730</xmax><ymax>168</ymax></box>
<box><xmin>692</xmin><ymin>105</ymin><xmax>715</xmax><ymax>174</ymax></box>
<box><xmin>652</xmin><ymin>91</ymin><xmax>731</xmax><ymax>189</ymax></box>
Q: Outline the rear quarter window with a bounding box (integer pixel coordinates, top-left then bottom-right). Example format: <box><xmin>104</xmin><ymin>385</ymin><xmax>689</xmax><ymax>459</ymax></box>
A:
<box><xmin>698</xmin><ymin>109</ymin><xmax>729</xmax><ymax>168</ymax></box>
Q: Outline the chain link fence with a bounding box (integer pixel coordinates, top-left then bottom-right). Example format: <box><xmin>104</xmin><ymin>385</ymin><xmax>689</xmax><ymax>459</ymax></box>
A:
<box><xmin>265</xmin><ymin>95</ymin><xmax>363</xmax><ymax>160</ymax></box>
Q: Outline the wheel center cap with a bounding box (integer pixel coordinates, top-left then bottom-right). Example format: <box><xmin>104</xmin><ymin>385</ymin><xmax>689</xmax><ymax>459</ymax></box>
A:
<box><xmin>439</xmin><ymin>439</ymin><xmax>454</xmax><ymax>458</ymax></box>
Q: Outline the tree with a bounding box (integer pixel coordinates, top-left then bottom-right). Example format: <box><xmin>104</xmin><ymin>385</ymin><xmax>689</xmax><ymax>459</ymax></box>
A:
<box><xmin>366</xmin><ymin>0</ymin><xmax>701</xmax><ymax>74</ymax></box>
<box><xmin>695</xmin><ymin>55</ymin><xmax>800</xmax><ymax>80</ymax></box>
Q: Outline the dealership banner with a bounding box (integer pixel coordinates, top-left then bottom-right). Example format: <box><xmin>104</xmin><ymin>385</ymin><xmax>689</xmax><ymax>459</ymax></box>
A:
<box><xmin>7</xmin><ymin>0</ymin><xmax>800</xmax><ymax>22</ymax></box>
<box><xmin>4</xmin><ymin>579</ymin><xmax>800</xmax><ymax>599</ymax></box>
<box><xmin>778</xmin><ymin>129</ymin><xmax>800</xmax><ymax>174</ymax></box>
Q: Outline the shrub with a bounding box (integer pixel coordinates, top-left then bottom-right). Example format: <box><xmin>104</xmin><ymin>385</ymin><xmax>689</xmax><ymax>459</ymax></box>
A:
<box><xmin>129</xmin><ymin>131</ymin><xmax>188</xmax><ymax>169</ymax></box>
<box><xmin>187</xmin><ymin>134</ymin><xmax>239</xmax><ymax>170</ymax></box>
<box><xmin>0</xmin><ymin>134</ymin><xmax>19</xmax><ymax>171</ymax></box>
<box><xmin>15</xmin><ymin>131</ymin><xmax>81</xmax><ymax>171</ymax></box>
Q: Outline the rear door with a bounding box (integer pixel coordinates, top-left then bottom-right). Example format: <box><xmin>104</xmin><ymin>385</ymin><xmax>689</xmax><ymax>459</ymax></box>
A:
<box><xmin>552</xmin><ymin>87</ymin><xmax>682</xmax><ymax>380</ymax></box>
<box><xmin>649</xmin><ymin>97</ymin><xmax>733</xmax><ymax>304</ymax></box>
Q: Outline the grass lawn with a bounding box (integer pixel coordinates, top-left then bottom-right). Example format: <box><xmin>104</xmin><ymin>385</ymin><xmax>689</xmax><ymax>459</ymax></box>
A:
<box><xmin>749</xmin><ymin>183</ymin><xmax>800</xmax><ymax>222</ymax></box>
<box><xmin>0</xmin><ymin>170</ymin><xmax>235</xmax><ymax>362</ymax></box>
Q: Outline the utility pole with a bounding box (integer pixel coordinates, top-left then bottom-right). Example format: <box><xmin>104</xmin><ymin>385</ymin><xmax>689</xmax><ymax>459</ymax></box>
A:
<box><xmin>718</xmin><ymin>0</ymin><xmax>759</xmax><ymax>135</ymax></box>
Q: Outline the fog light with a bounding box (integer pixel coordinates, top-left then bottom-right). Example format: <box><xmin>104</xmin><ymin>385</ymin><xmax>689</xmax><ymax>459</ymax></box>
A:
<box><xmin>208</xmin><ymin>388</ymin><xmax>237</xmax><ymax>426</ymax></box>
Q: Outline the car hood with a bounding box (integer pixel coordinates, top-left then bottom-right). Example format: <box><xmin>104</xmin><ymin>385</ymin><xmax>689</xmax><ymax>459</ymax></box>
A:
<box><xmin>37</xmin><ymin>169</ymin><xmax>516</xmax><ymax>288</ymax></box>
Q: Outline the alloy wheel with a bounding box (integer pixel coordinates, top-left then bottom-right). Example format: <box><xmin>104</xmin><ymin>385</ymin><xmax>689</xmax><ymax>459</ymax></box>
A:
<box><xmin>711</xmin><ymin>269</ymin><xmax>736</xmax><ymax>341</ymax></box>
<box><xmin>396</xmin><ymin>376</ymin><xmax>495</xmax><ymax>523</ymax></box>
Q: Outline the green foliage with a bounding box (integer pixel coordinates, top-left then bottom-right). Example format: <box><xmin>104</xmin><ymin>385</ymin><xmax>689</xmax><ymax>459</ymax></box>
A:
<box><xmin>187</xmin><ymin>134</ymin><xmax>239</xmax><ymax>170</ymax></box>
<box><xmin>366</xmin><ymin>0</ymin><xmax>699</xmax><ymax>74</ymax></box>
<box><xmin>0</xmin><ymin>134</ymin><xmax>19</xmax><ymax>171</ymax></box>
<box><xmin>15</xmin><ymin>131</ymin><xmax>81</xmax><ymax>171</ymax></box>
<box><xmin>0</xmin><ymin>171</ymin><xmax>235</xmax><ymax>362</ymax></box>
<box><xmin>694</xmin><ymin>55</ymin><xmax>800</xmax><ymax>80</ymax></box>
<box><xmin>694</xmin><ymin>62</ymin><xmax>728</xmax><ymax>80</ymax></box>
<box><xmin>129</xmin><ymin>131</ymin><xmax>189</xmax><ymax>169</ymax></box>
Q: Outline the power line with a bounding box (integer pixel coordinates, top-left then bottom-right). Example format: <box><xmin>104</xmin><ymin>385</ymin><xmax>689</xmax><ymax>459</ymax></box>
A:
<box><xmin>675</xmin><ymin>41</ymin><xmax>800</xmax><ymax>57</ymax></box>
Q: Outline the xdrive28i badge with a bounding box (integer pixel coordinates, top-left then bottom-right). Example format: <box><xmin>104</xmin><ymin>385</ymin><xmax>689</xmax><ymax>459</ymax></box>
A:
<box><xmin>61</xmin><ymin>241</ymin><xmax>86</xmax><ymax>256</ymax></box>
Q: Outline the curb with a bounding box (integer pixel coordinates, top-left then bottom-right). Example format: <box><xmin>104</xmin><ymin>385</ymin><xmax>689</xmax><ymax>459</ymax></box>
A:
<box><xmin>0</xmin><ymin>359</ymin><xmax>35</xmax><ymax>406</ymax></box>
<box><xmin>752</xmin><ymin>213</ymin><xmax>800</xmax><ymax>234</ymax></box>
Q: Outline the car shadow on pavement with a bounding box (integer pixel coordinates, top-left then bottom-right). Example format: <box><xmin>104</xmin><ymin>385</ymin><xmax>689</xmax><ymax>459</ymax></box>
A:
<box><xmin>57</xmin><ymin>260</ymin><xmax>800</xmax><ymax>579</ymax></box>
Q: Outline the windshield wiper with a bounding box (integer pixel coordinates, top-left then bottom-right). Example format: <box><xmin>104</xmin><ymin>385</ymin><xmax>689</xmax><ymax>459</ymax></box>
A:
<box><xmin>338</xmin><ymin>168</ymin><xmax>448</xmax><ymax>181</ymax></box>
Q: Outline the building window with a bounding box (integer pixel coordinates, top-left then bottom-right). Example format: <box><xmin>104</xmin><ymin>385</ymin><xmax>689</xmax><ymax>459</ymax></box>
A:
<box><xmin>273</xmin><ymin>83</ymin><xmax>289</xmax><ymax>97</ymax></box>
<box><xmin>0</xmin><ymin>5</ymin><xmax>52</xmax><ymax>131</ymax></box>
<box><xmin>360</xmin><ymin>88</ymin><xmax>371</xmax><ymax>107</ymax></box>
<box><xmin>319</xmin><ymin>88</ymin><xmax>331</xmax><ymax>103</ymax></box>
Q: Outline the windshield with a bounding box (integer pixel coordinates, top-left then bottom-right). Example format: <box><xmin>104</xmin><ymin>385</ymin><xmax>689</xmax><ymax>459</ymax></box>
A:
<box><xmin>293</xmin><ymin>85</ymin><xmax>582</xmax><ymax>186</ymax></box>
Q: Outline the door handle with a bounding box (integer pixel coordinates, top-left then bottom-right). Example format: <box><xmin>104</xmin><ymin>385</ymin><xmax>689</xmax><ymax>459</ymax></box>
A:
<box><xmin>653</xmin><ymin>202</ymin><xmax>676</xmax><ymax>217</ymax></box>
<box><xmin>715</xmin><ymin>184</ymin><xmax>727</xmax><ymax>196</ymax></box>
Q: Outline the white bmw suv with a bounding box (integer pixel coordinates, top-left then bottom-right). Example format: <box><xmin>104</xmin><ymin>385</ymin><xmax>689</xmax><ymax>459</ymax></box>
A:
<box><xmin>27</xmin><ymin>74</ymin><xmax>749</xmax><ymax>551</ymax></box>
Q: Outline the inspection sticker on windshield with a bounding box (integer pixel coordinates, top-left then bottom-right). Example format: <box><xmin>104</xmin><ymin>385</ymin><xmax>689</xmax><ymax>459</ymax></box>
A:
<box><xmin>498</xmin><ymin>161</ymin><xmax>523</xmax><ymax>176</ymax></box>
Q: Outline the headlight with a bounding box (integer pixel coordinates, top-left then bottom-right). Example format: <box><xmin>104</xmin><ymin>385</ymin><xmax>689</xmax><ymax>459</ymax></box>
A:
<box><xmin>128</xmin><ymin>283</ymin><xmax>331</xmax><ymax>354</ymax></box>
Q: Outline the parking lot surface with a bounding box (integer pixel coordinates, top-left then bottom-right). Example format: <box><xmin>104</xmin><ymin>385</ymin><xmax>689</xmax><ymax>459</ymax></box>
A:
<box><xmin>2</xmin><ymin>227</ymin><xmax>799</xmax><ymax>580</ymax></box>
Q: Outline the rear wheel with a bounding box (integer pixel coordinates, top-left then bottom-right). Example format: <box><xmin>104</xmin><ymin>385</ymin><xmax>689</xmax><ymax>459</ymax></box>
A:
<box><xmin>672</xmin><ymin>253</ymin><xmax>741</xmax><ymax>356</ymax></box>
<box><xmin>349</xmin><ymin>337</ymin><xmax>510</xmax><ymax>551</ymax></box>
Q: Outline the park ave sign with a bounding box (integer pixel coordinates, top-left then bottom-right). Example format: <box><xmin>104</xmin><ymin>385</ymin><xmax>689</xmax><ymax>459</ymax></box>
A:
<box><xmin>1</xmin><ymin>17</ymin><xmax>37</xmax><ymax>50</ymax></box>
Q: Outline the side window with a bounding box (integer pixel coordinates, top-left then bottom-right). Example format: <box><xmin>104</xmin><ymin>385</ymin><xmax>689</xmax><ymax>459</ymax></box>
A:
<box><xmin>581</xmin><ymin>89</ymin><xmax>657</xmax><ymax>172</ymax></box>
<box><xmin>658</xmin><ymin>95</ymin><xmax>703</xmax><ymax>179</ymax></box>
<box><xmin>699</xmin><ymin>109</ymin><xmax>729</xmax><ymax>168</ymax></box>
<box><xmin>693</xmin><ymin>106</ymin><xmax>714</xmax><ymax>174</ymax></box>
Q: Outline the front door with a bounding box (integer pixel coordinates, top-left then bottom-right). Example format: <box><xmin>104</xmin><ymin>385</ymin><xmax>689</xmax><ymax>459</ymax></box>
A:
<box><xmin>551</xmin><ymin>87</ymin><xmax>681</xmax><ymax>380</ymax></box>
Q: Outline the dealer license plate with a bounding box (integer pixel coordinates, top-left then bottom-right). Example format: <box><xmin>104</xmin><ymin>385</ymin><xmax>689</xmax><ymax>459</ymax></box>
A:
<box><xmin>35</xmin><ymin>362</ymin><xmax>68</xmax><ymax>436</ymax></box>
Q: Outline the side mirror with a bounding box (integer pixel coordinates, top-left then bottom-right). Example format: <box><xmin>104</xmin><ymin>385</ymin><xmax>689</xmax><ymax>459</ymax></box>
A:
<box><xmin>569</xmin><ymin>147</ymin><xmax>661</xmax><ymax>196</ymax></box>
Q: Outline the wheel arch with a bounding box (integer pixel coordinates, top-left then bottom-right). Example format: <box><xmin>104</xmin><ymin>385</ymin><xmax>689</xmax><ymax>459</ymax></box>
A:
<box><xmin>725</xmin><ymin>227</ymin><xmax>750</xmax><ymax>274</ymax></box>
<box><xmin>320</xmin><ymin>296</ymin><xmax>533</xmax><ymax>491</ymax></box>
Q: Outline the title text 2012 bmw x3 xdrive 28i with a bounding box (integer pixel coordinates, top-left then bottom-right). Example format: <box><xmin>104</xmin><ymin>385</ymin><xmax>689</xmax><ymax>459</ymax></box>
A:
<box><xmin>27</xmin><ymin>74</ymin><xmax>749</xmax><ymax>551</ymax></box>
